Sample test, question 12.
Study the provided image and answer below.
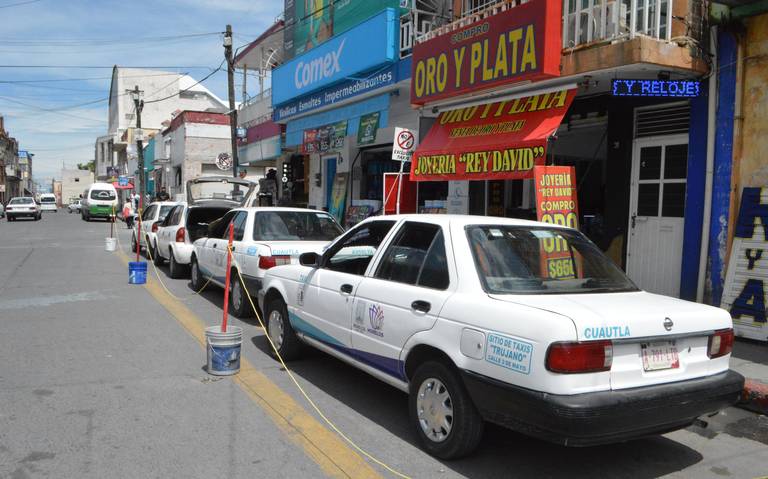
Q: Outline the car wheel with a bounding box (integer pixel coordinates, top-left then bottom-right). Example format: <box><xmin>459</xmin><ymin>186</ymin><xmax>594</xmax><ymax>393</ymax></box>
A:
<box><xmin>265</xmin><ymin>297</ymin><xmax>302</xmax><ymax>360</ymax></box>
<box><xmin>131</xmin><ymin>234</ymin><xmax>138</xmax><ymax>254</ymax></box>
<box><xmin>190</xmin><ymin>257</ymin><xmax>204</xmax><ymax>291</ymax></box>
<box><xmin>230</xmin><ymin>272</ymin><xmax>252</xmax><ymax>318</ymax></box>
<box><xmin>168</xmin><ymin>250</ymin><xmax>186</xmax><ymax>279</ymax></box>
<box><xmin>409</xmin><ymin>361</ymin><xmax>484</xmax><ymax>459</ymax></box>
<box><xmin>145</xmin><ymin>239</ymin><xmax>153</xmax><ymax>260</ymax></box>
<box><xmin>153</xmin><ymin>243</ymin><xmax>165</xmax><ymax>266</ymax></box>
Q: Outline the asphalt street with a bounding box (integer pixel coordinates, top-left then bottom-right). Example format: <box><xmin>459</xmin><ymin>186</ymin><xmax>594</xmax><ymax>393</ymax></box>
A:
<box><xmin>1</xmin><ymin>211</ymin><xmax>767</xmax><ymax>479</ymax></box>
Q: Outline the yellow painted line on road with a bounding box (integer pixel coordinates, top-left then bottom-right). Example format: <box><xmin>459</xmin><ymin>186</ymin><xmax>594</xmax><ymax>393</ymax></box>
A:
<box><xmin>116</xmin><ymin>251</ymin><xmax>383</xmax><ymax>479</ymax></box>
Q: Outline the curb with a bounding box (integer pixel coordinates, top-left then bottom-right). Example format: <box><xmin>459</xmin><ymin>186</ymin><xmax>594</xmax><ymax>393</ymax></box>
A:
<box><xmin>739</xmin><ymin>379</ymin><xmax>768</xmax><ymax>415</ymax></box>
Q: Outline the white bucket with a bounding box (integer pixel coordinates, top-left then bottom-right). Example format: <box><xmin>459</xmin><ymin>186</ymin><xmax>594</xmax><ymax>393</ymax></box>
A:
<box><xmin>205</xmin><ymin>325</ymin><xmax>243</xmax><ymax>376</ymax></box>
<box><xmin>105</xmin><ymin>237</ymin><xmax>117</xmax><ymax>252</ymax></box>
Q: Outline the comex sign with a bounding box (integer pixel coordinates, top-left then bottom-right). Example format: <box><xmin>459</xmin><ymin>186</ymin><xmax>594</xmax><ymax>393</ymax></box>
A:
<box><xmin>272</xmin><ymin>8</ymin><xmax>397</xmax><ymax>106</ymax></box>
<box><xmin>294</xmin><ymin>39</ymin><xmax>345</xmax><ymax>90</ymax></box>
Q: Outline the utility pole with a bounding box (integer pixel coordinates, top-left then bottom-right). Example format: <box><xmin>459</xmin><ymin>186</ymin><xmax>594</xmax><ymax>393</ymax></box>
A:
<box><xmin>224</xmin><ymin>25</ymin><xmax>239</xmax><ymax>179</ymax></box>
<box><xmin>130</xmin><ymin>85</ymin><xmax>145</xmax><ymax>202</ymax></box>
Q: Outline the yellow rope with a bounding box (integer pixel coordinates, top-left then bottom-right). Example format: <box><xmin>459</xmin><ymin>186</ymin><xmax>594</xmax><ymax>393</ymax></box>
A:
<box><xmin>227</xmin><ymin>245</ymin><xmax>411</xmax><ymax>479</ymax></box>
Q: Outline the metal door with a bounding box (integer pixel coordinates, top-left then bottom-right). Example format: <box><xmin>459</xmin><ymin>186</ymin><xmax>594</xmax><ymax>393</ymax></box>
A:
<box><xmin>626</xmin><ymin>135</ymin><xmax>688</xmax><ymax>297</ymax></box>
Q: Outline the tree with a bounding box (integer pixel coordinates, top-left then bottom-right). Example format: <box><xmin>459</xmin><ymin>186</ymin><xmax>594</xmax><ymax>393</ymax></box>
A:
<box><xmin>77</xmin><ymin>160</ymin><xmax>95</xmax><ymax>172</ymax></box>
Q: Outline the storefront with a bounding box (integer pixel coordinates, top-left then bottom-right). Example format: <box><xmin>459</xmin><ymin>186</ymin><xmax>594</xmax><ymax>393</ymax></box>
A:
<box><xmin>406</xmin><ymin>0</ymin><xmax>705</xmax><ymax>299</ymax></box>
<box><xmin>271</xmin><ymin>7</ymin><xmax>414</xmax><ymax>224</ymax></box>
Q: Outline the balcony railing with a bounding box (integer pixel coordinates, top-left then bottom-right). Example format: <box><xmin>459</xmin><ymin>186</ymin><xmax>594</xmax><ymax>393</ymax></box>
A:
<box><xmin>562</xmin><ymin>0</ymin><xmax>672</xmax><ymax>48</ymax></box>
<box><xmin>238</xmin><ymin>89</ymin><xmax>273</xmax><ymax>127</ymax></box>
<box><xmin>400</xmin><ymin>0</ymin><xmax>674</xmax><ymax>57</ymax></box>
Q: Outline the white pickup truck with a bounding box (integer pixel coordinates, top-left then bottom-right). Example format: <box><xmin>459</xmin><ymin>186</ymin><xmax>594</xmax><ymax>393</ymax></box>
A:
<box><xmin>258</xmin><ymin>214</ymin><xmax>744</xmax><ymax>459</ymax></box>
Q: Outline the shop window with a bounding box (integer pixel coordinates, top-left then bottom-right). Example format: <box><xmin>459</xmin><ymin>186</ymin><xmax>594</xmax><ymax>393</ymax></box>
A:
<box><xmin>361</xmin><ymin>150</ymin><xmax>399</xmax><ymax>202</ymax></box>
<box><xmin>468</xmin><ymin>181</ymin><xmax>485</xmax><ymax>215</ymax></box>
<box><xmin>661</xmin><ymin>183</ymin><xmax>686</xmax><ymax>217</ymax></box>
<box><xmin>637</xmin><ymin>184</ymin><xmax>660</xmax><ymax>216</ymax></box>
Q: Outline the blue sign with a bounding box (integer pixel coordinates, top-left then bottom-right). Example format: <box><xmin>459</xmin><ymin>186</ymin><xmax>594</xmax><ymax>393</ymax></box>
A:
<box><xmin>274</xmin><ymin>64</ymin><xmax>397</xmax><ymax>122</ymax></box>
<box><xmin>612</xmin><ymin>79</ymin><xmax>701</xmax><ymax>97</ymax></box>
<box><xmin>272</xmin><ymin>8</ymin><xmax>398</xmax><ymax>106</ymax></box>
<box><xmin>118</xmin><ymin>175</ymin><xmax>128</xmax><ymax>186</ymax></box>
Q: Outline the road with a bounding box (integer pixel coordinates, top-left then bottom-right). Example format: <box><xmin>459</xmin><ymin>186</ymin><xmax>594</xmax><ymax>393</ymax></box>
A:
<box><xmin>0</xmin><ymin>211</ymin><xmax>766</xmax><ymax>479</ymax></box>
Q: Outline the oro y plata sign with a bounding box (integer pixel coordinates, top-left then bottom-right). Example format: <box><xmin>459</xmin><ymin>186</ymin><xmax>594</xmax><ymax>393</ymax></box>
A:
<box><xmin>410</xmin><ymin>0</ymin><xmax>562</xmax><ymax>105</ymax></box>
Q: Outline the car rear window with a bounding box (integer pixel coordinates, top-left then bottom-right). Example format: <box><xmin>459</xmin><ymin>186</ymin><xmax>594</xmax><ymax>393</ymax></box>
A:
<box><xmin>253</xmin><ymin>211</ymin><xmax>343</xmax><ymax>241</ymax></box>
<box><xmin>90</xmin><ymin>189</ymin><xmax>116</xmax><ymax>200</ymax></box>
<box><xmin>158</xmin><ymin>205</ymin><xmax>174</xmax><ymax>222</ymax></box>
<box><xmin>40</xmin><ymin>197</ymin><xmax>56</xmax><ymax>203</ymax></box>
<box><xmin>9</xmin><ymin>197</ymin><xmax>33</xmax><ymax>204</ymax></box>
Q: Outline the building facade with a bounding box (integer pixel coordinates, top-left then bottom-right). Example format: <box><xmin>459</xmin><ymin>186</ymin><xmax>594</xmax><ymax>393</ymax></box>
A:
<box><xmin>0</xmin><ymin>116</ymin><xmax>19</xmax><ymax>202</ymax></box>
<box><xmin>60</xmin><ymin>168</ymin><xmax>94</xmax><ymax>205</ymax></box>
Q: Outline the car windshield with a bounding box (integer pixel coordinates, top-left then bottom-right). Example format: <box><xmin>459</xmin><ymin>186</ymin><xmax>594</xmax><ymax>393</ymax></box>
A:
<box><xmin>466</xmin><ymin>225</ymin><xmax>638</xmax><ymax>295</ymax></box>
<box><xmin>188</xmin><ymin>179</ymin><xmax>253</xmax><ymax>204</ymax></box>
<box><xmin>9</xmin><ymin>197</ymin><xmax>33</xmax><ymax>205</ymax></box>
<box><xmin>40</xmin><ymin>197</ymin><xmax>56</xmax><ymax>203</ymax></box>
<box><xmin>253</xmin><ymin>211</ymin><xmax>344</xmax><ymax>241</ymax></box>
<box><xmin>90</xmin><ymin>189</ymin><xmax>116</xmax><ymax>200</ymax></box>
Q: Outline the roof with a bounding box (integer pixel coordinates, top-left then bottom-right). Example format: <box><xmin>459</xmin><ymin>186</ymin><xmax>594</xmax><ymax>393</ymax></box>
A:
<box><xmin>167</xmin><ymin>110</ymin><xmax>231</xmax><ymax>133</ymax></box>
<box><xmin>234</xmin><ymin>20</ymin><xmax>284</xmax><ymax>70</ymax></box>
<box><xmin>362</xmin><ymin>214</ymin><xmax>567</xmax><ymax>229</ymax></box>
<box><xmin>237</xmin><ymin>206</ymin><xmax>329</xmax><ymax>214</ymax></box>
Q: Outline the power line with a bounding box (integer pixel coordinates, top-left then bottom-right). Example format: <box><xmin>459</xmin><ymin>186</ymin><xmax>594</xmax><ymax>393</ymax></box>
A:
<box><xmin>0</xmin><ymin>32</ymin><xmax>222</xmax><ymax>47</ymax></box>
<box><xmin>0</xmin><ymin>96</ymin><xmax>106</xmax><ymax>122</ymax></box>
<box><xmin>0</xmin><ymin>65</ymin><xmax>216</xmax><ymax>69</ymax></box>
<box><xmin>0</xmin><ymin>72</ymin><xmax>183</xmax><ymax>83</ymax></box>
<box><xmin>143</xmin><ymin>60</ymin><xmax>225</xmax><ymax>104</ymax></box>
<box><xmin>0</xmin><ymin>0</ymin><xmax>42</xmax><ymax>9</ymax></box>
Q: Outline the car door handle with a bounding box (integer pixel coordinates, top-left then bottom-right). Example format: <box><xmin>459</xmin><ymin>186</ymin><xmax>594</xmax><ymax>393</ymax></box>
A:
<box><xmin>411</xmin><ymin>300</ymin><xmax>431</xmax><ymax>313</ymax></box>
<box><xmin>340</xmin><ymin>284</ymin><xmax>353</xmax><ymax>295</ymax></box>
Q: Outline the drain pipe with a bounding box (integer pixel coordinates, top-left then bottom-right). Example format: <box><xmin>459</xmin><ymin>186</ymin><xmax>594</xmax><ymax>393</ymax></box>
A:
<box><xmin>696</xmin><ymin>25</ymin><xmax>718</xmax><ymax>303</ymax></box>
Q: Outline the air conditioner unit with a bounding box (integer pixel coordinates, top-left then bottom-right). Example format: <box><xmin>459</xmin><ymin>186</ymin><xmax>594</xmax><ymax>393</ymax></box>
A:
<box><xmin>605</xmin><ymin>1</ymin><xmax>629</xmax><ymax>37</ymax></box>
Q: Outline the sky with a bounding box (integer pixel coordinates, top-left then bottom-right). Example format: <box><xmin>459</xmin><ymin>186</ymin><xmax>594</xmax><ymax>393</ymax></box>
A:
<box><xmin>0</xmin><ymin>0</ymin><xmax>283</xmax><ymax>184</ymax></box>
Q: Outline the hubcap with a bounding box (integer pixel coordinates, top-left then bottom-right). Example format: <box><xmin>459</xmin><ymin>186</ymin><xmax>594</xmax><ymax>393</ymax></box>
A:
<box><xmin>268</xmin><ymin>310</ymin><xmax>285</xmax><ymax>350</ymax></box>
<box><xmin>416</xmin><ymin>378</ymin><xmax>454</xmax><ymax>443</ymax></box>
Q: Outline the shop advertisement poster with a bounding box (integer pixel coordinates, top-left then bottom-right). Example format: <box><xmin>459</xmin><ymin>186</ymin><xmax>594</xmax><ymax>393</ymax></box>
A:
<box><xmin>410</xmin><ymin>0</ymin><xmax>562</xmax><ymax>105</ymax></box>
<box><xmin>721</xmin><ymin>187</ymin><xmax>768</xmax><ymax>342</ymax></box>
<box><xmin>329</xmin><ymin>172</ymin><xmax>349</xmax><ymax>222</ymax></box>
<box><xmin>357</xmin><ymin>112</ymin><xmax>381</xmax><ymax>145</ymax></box>
<box><xmin>302</xmin><ymin>120</ymin><xmax>348</xmax><ymax>154</ymax></box>
<box><xmin>534</xmin><ymin>165</ymin><xmax>579</xmax><ymax>280</ymax></box>
<box><xmin>410</xmin><ymin>89</ymin><xmax>576</xmax><ymax>181</ymax></box>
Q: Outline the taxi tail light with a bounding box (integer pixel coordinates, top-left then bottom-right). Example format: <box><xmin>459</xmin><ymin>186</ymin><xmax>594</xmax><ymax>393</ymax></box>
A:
<box><xmin>708</xmin><ymin>328</ymin><xmax>734</xmax><ymax>358</ymax></box>
<box><xmin>259</xmin><ymin>255</ymin><xmax>291</xmax><ymax>269</ymax></box>
<box><xmin>152</xmin><ymin>222</ymin><xmax>159</xmax><ymax>233</ymax></box>
<box><xmin>546</xmin><ymin>340</ymin><xmax>613</xmax><ymax>374</ymax></box>
<box><xmin>175</xmin><ymin>227</ymin><xmax>186</xmax><ymax>243</ymax></box>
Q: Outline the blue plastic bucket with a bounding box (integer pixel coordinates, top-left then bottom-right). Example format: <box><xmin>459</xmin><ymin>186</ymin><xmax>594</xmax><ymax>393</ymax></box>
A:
<box><xmin>205</xmin><ymin>325</ymin><xmax>243</xmax><ymax>376</ymax></box>
<box><xmin>128</xmin><ymin>261</ymin><xmax>147</xmax><ymax>284</ymax></box>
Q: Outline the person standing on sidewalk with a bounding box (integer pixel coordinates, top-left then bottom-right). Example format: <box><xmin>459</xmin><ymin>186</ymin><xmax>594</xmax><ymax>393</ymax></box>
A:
<box><xmin>123</xmin><ymin>201</ymin><xmax>134</xmax><ymax>229</ymax></box>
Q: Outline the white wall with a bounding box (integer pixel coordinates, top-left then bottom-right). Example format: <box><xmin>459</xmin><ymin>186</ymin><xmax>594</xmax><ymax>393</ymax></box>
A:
<box><xmin>60</xmin><ymin>168</ymin><xmax>94</xmax><ymax>204</ymax></box>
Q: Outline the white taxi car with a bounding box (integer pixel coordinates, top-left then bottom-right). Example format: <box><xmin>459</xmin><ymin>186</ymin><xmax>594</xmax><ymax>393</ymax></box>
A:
<box><xmin>258</xmin><ymin>214</ymin><xmax>744</xmax><ymax>459</ymax></box>
<box><xmin>154</xmin><ymin>176</ymin><xmax>255</xmax><ymax>278</ymax></box>
<box><xmin>131</xmin><ymin>201</ymin><xmax>179</xmax><ymax>257</ymax></box>
<box><xmin>190</xmin><ymin>207</ymin><xmax>344</xmax><ymax>317</ymax></box>
<box><xmin>6</xmin><ymin>197</ymin><xmax>41</xmax><ymax>221</ymax></box>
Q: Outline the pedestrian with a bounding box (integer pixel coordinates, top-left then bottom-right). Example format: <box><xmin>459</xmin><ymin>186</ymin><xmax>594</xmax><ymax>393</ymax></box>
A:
<box><xmin>123</xmin><ymin>201</ymin><xmax>134</xmax><ymax>229</ymax></box>
<box><xmin>156</xmin><ymin>187</ymin><xmax>170</xmax><ymax>202</ymax></box>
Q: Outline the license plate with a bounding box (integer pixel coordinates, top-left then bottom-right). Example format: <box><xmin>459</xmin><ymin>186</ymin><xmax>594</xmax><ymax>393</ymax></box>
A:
<box><xmin>641</xmin><ymin>341</ymin><xmax>680</xmax><ymax>371</ymax></box>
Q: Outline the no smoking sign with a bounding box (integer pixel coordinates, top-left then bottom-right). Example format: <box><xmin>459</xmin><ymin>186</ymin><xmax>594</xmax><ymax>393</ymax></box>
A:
<box><xmin>392</xmin><ymin>127</ymin><xmax>418</xmax><ymax>162</ymax></box>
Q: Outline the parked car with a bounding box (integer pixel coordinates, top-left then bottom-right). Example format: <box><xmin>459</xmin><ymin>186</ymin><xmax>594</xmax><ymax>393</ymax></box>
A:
<box><xmin>154</xmin><ymin>176</ymin><xmax>255</xmax><ymax>279</ymax></box>
<box><xmin>6</xmin><ymin>197</ymin><xmax>41</xmax><ymax>221</ymax></box>
<box><xmin>0</xmin><ymin>202</ymin><xmax>4</xmax><ymax>218</ymax></box>
<box><xmin>258</xmin><ymin>214</ymin><xmax>744</xmax><ymax>459</ymax></box>
<box><xmin>131</xmin><ymin>201</ymin><xmax>180</xmax><ymax>258</ymax></box>
<box><xmin>67</xmin><ymin>199</ymin><xmax>82</xmax><ymax>214</ymax></box>
<box><xmin>190</xmin><ymin>207</ymin><xmax>344</xmax><ymax>318</ymax></box>
<box><xmin>81</xmin><ymin>182</ymin><xmax>118</xmax><ymax>221</ymax></box>
<box><xmin>39</xmin><ymin>193</ymin><xmax>58</xmax><ymax>212</ymax></box>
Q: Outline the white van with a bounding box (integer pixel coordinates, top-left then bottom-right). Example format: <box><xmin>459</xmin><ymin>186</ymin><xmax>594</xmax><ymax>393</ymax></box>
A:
<box><xmin>81</xmin><ymin>182</ymin><xmax>118</xmax><ymax>222</ymax></box>
<box><xmin>39</xmin><ymin>193</ymin><xmax>58</xmax><ymax>212</ymax></box>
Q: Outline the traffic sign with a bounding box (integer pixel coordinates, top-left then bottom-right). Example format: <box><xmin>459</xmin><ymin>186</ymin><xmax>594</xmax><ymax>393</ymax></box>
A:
<box><xmin>392</xmin><ymin>127</ymin><xmax>417</xmax><ymax>162</ymax></box>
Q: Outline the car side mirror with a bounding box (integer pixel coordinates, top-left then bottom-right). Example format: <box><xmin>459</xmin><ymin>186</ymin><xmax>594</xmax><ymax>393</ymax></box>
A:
<box><xmin>299</xmin><ymin>252</ymin><xmax>320</xmax><ymax>268</ymax></box>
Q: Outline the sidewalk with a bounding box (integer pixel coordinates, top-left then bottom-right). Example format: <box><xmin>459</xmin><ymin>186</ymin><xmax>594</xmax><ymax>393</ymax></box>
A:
<box><xmin>731</xmin><ymin>338</ymin><xmax>768</xmax><ymax>415</ymax></box>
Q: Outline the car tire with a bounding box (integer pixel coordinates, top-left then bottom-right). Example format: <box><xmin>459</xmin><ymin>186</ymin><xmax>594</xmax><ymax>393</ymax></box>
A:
<box><xmin>168</xmin><ymin>250</ymin><xmax>185</xmax><ymax>279</ymax></box>
<box><xmin>230</xmin><ymin>271</ymin><xmax>252</xmax><ymax>318</ymax></box>
<box><xmin>145</xmin><ymin>238</ymin><xmax>153</xmax><ymax>260</ymax></box>
<box><xmin>153</xmin><ymin>243</ymin><xmax>165</xmax><ymax>266</ymax></box>
<box><xmin>409</xmin><ymin>361</ymin><xmax>484</xmax><ymax>460</ymax></box>
<box><xmin>265</xmin><ymin>297</ymin><xmax>303</xmax><ymax>361</ymax></box>
<box><xmin>131</xmin><ymin>234</ymin><xmax>138</xmax><ymax>254</ymax></box>
<box><xmin>190</xmin><ymin>257</ymin><xmax>204</xmax><ymax>291</ymax></box>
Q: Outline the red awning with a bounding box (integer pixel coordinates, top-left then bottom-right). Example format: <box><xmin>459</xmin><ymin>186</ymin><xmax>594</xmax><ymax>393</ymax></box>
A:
<box><xmin>410</xmin><ymin>89</ymin><xmax>577</xmax><ymax>181</ymax></box>
<box><xmin>113</xmin><ymin>182</ymin><xmax>134</xmax><ymax>190</ymax></box>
